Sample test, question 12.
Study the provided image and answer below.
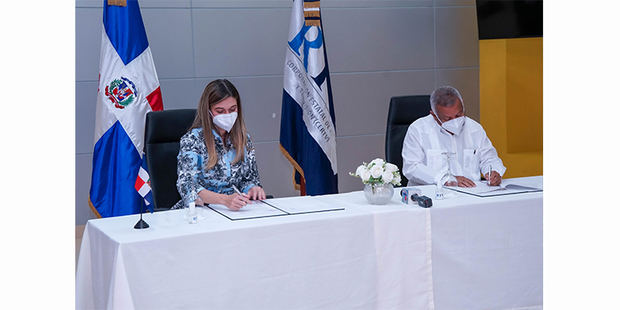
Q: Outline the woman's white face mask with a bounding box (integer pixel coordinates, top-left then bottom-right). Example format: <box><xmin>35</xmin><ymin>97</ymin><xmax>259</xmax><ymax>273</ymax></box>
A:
<box><xmin>211</xmin><ymin>111</ymin><xmax>238</xmax><ymax>132</ymax></box>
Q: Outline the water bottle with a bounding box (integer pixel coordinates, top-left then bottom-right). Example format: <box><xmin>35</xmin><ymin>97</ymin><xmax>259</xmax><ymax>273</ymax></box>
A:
<box><xmin>435</xmin><ymin>152</ymin><xmax>456</xmax><ymax>200</ymax></box>
<box><xmin>188</xmin><ymin>201</ymin><xmax>198</xmax><ymax>224</ymax></box>
<box><xmin>435</xmin><ymin>181</ymin><xmax>445</xmax><ymax>200</ymax></box>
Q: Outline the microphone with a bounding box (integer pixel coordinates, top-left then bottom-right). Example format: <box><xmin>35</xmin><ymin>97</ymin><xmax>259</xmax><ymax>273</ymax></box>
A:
<box><xmin>411</xmin><ymin>193</ymin><xmax>433</xmax><ymax>208</ymax></box>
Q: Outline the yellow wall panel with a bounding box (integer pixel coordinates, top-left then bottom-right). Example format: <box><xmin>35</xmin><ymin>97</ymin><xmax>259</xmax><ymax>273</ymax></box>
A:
<box><xmin>480</xmin><ymin>39</ymin><xmax>507</xmax><ymax>152</ymax></box>
<box><xmin>479</xmin><ymin>37</ymin><xmax>543</xmax><ymax>178</ymax></box>
<box><xmin>506</xmin><ymin>38</ymin><xmax>543</xmax><ymax>153</ymax></box>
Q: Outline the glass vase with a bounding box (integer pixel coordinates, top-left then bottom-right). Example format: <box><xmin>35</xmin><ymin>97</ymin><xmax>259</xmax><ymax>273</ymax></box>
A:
<box><xmin>363</xmin><ymin>183</ymin><xmax>394</xmax><ymax>205</ymax></box>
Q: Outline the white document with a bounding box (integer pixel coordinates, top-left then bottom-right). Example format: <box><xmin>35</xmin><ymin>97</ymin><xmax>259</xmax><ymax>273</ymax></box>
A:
<box><xmin>263</xmin><ymin>196</ymin><xmax>344</xmax><ymax>215</ymax></box>
<box><xmin>208</xmin><ymin>201</ymin><xmax>287</xmax><ymax>220</ymax></box>
<box><xmin>447</xmin><ymin>180</ymin><xmax>542</xmax><ymax>197</ymax></box>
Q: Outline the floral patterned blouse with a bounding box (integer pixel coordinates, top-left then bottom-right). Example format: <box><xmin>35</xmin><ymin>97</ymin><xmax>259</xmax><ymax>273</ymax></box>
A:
<box><xmin>173</xmin><ymin>127</ymin><xmax>261</xmax><ymax>209</ymax></box>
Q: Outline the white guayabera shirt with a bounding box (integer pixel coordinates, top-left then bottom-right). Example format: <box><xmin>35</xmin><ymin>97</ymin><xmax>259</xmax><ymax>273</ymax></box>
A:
<box><xmin>401</xmin><ymin>115</ymin><xmax>506</xmax><ymax>186</ymax></box>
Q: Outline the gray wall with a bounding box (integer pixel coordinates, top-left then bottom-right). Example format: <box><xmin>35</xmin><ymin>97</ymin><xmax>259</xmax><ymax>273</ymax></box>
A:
<box><xmin>76</xmin><ymin>0</ymin><xmax>480</xmax><ymax>225</ymax></box>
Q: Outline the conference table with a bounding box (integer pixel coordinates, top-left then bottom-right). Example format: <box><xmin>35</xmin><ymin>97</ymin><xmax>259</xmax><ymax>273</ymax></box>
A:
<box><xmin>76</xmin><ymin>176</ymin><xmax>543</xmax><ymax>310</ymax></box>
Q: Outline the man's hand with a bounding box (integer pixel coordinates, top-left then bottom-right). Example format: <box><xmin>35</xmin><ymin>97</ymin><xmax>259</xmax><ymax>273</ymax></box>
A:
<box><xmin>247</xmin><ymin>186</ymin><xmax>266</xmax><ymax>200</ymax></box>
<box><xmin>484</xmin><ymin>170</ymin><xmax>502</xmax><ymax>186</ymax></box>
<box><xmin>445</xmin><ymin>176</ymin><xmax>476</xmax><ymax>187</ymax></box>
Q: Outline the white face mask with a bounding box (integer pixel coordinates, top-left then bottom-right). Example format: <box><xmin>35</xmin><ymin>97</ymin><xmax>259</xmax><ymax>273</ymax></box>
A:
<box><xmin>432</xmin><ymin>98</ymin><xmax>466</xmax><ymax>135</ymax></box>
<box><xmin>440</xmin><ymin>116</ymin><xmax>465</xmax><ymax>135</ymax></box>
<box><xmin>433</xmin><ymin>108</ymin><xmax>466</xmax><ymax>135</ymax></box>
<box><xmin>211</xmin><ymin>111</ymin><xmax>238</xmax><ymax>133</ymax></box>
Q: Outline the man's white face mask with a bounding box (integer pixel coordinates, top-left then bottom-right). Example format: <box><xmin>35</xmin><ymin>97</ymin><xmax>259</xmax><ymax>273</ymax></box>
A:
<box><xmin>433</xmin><ymin>106</ymin><xmax>466</xmax><ymax>135</ymax></box>
<box><xmin>211</xmin><ymin>111</ymin><xmax>238</xmax><ymax>133</ymax></box>
<box><xmin>440</xmin><ymin>116</ymin><xmax>465</xmax><ymax>135</ymax></box>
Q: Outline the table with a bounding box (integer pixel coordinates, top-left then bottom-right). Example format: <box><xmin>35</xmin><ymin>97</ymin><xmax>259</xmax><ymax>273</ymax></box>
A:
<box><xmin>76</xmin><ymin>176</ymin><xmax>542</xmax><ymax>310</ymax></box>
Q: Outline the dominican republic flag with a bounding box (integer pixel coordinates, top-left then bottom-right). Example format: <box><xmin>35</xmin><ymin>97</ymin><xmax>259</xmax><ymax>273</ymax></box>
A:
<box><xmin>280</xmin><ymin>0</ymin><xmax>338</xmax><ymax>195</ymax></box>
<box><xmin>89</xmin><ymin>0</ymin><xmax>163</xmax><ymax>218</ymax></box>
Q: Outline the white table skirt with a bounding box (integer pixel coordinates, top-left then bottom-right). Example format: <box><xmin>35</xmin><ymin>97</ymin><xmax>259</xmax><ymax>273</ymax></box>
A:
<box><xmin>76</xmin><ymin>176</ymin><xmax>542</xmax><ymax>310</ymax></box>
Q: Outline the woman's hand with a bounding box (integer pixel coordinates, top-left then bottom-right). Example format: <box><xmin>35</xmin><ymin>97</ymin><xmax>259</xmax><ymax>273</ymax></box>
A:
<box><xmin>247</xmin><ymin>186</ymin><xmax>266</xmax><ymax>200</ymax></box>
<box><xmin>224</xmin><ymin>193</ymin><xmax>251</xmax><ymax>211</ymax></box>
<box><xmin>194</xmin><ymin>196</ymin><xmax>205</xmax><ymax>206</ymax></box>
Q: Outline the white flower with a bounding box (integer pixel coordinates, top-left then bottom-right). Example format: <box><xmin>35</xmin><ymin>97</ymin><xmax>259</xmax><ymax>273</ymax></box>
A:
<box><xmin>350</xmin><ymin>159</ymin><xmax>401</xmax><ymax>185</ymax></box>
<box><xmin>360</xmin><ymin>168</ymin><xmax>371</xmax><ymax>182</ymax></box>
<box><xmin>392</xmin><ymin>173</ymin><xmax>401</xmax><ymax>185</ymax></box>
<box><xmin>384</xmin><ymin>163</ymin><xmax>398</xmax><ymax>173</ymax></box>
<box><xmin>370</xmin><ymin>158</ymin><xmax>385</xmax><ymax>167</ymax></box>
<box><xmin>381</xmin><ymin>170</ymin><xmax>394</xmax><ymax>183</ymax></box>
<box><xmin>370</xmin><ymin>164</ymin><xmax>383</xmax><ymax>178</ymax></box>
<box><xmin>355</xmin><ymin>164</ymin><xmax>367</xmax><ymax>177</ymax></box>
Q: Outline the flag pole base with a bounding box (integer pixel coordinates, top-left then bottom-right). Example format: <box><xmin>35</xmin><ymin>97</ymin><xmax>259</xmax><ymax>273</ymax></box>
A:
<box><xmin>134</xmin><ymin>218</ymin><xmax>150</xmax><ymax>229</ymax></box>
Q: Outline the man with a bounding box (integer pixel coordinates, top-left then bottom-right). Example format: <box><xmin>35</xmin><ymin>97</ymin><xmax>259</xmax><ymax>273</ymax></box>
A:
<box><xmin>401</xmin><ymin>86</ymin><xmax>505</xmax><ymax>187</ymax></box>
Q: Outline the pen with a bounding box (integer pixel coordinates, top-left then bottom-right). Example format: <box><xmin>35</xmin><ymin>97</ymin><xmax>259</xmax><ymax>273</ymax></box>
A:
<box><xmin>232</xmin><ymin>185</ymin><xmax>243</xmax><ymax>195</ymax></box>
<box><xmin>487</xmin><ymin>165</ymin><xmax>492</xmax><ymax>186</ymax></box>
<box><xmin>232</xmin><ymin>185</ymin><xmax>252</xmax><ymax>204</ymax></box>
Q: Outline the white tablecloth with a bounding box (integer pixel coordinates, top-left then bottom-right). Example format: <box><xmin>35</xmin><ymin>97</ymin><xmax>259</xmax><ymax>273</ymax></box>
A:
<box><xmin>76</xmin><ymin>176</ymin><xmax>542</xmax><ymax>310</ymax></box>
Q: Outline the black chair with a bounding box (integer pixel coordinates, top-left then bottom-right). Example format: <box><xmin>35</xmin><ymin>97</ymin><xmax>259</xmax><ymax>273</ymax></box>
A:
<box><xmin>385</xmin><ymin>95</ymin><xmax>431</xmax><ymax>185</ymax></box>
<box><xmin>144</xmin><ymin>109</ymin><xmax>197</xmax><ymax>211</ymax></box>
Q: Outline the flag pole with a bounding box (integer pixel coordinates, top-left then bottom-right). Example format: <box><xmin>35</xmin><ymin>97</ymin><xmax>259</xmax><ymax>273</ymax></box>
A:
<box><xmin>300</xmin><ymin>177</ymin><xmax>306</xmax><ymax>196</ymax></box>
<box><xmin>134</xmin><ymin>201</ymin><xmax>149</xmax><ymax>229</ymax></box>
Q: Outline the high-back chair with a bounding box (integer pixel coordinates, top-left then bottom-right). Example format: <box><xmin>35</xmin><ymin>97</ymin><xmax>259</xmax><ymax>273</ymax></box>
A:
<box><xmin>144</xmin><ymin>109</ymin><xmax>196</xmax><ymax>211</ymax></box>
<box><xmin>385</xmin><ymin>95</ymin><xmax>431</xmax><ymax>185</ymax></box>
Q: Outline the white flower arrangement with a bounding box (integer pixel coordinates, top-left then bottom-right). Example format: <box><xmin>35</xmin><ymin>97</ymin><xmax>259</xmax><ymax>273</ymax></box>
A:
<box><xmin>350</xmin><ymin>158</ymin><xmax>401</xmax><ymax>186</ymax></box>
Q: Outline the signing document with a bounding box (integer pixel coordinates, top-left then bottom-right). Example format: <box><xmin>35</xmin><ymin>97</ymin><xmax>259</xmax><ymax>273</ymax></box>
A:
<box><xmin>208</xmin><ymin>201</ymin><xmax>287</xmax><ymax>220</ymax></box>
<box><xmin>263</xmin><ymin>196</ymin><xmax>344</xmax><ymax>215</ymax></box>
<box><xmin>208</xmin><ymin>196</ymin><xmax>344</xmax><ymax>220</ymax></box>
<box><xmin>447</xmin><ymin>177</ymin><xmax>542</xmax><ymax>197</ymax></box>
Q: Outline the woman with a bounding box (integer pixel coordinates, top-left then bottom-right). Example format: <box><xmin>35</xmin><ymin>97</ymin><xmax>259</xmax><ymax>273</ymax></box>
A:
<box><xmin>174</xmin><ymin>79</ymin><xmax>266</xmax><ymax>211</ymax></box>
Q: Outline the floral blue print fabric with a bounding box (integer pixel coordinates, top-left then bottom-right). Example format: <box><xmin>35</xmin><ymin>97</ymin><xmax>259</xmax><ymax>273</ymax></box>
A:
<box><xmin>173</xmin><ymin>128</ymin><xmax>261</xmax><ymax>209</ymax></box>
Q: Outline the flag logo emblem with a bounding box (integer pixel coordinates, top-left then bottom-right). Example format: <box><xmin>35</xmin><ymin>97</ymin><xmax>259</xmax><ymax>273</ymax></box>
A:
<box><xmin>280</xmin><ymin>0</ymin><xmax>338</xmax><ymax>196</ymax></box>
<box><xmin>105</xmin><ymin>77</ymin><xmax>137</xmax><ymax>109</ymax></box>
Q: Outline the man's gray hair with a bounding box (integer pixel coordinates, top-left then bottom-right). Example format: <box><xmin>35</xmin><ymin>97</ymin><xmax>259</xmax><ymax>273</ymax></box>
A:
<box><xmin>430</xmin><ymin>86</ymin><xmax>464</xmax><ymax>113</ymax></box>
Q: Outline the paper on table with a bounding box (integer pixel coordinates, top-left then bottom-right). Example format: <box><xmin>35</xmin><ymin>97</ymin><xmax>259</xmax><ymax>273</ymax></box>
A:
<box><xmin>207</xmin><ymin>200</ymin><xmax>287</xmax><ymax>220</ymax></box>
<box><xmin>447</xmin><ymin>181</ymin><xmax>501</xmax><ymax>194</ymax></box>
<box><xmin>263</xmin><ymin>196</ymin><xmax>344</xmax><ymax>215</ymax></box>
<box><xmin>446</xmin><ymin>179</ymin><xmax>542</xmax><ymax>197</ymax></box>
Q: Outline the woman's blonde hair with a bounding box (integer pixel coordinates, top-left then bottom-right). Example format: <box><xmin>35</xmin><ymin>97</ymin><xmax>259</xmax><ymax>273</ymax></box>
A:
<box><xmin>190</xmin><ymin>79</ymin><xmax>248</xmax><ymax>170</ymax></box>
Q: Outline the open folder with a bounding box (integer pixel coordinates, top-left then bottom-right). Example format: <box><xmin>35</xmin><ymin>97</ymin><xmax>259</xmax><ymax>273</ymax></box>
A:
<box><xmin>446</xmin><ymin>180</ymin><xmax>542</xmax><ymax>197</ymax></box>
<box><xmin>208</xmin><ymin>200</ymin><xmax>288</xmax><ymax>220</ymax></box>
<box><xmin>207</xmin><ymin>196</ymin><xmax>344</xmax><ymax>221</ymax></box>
